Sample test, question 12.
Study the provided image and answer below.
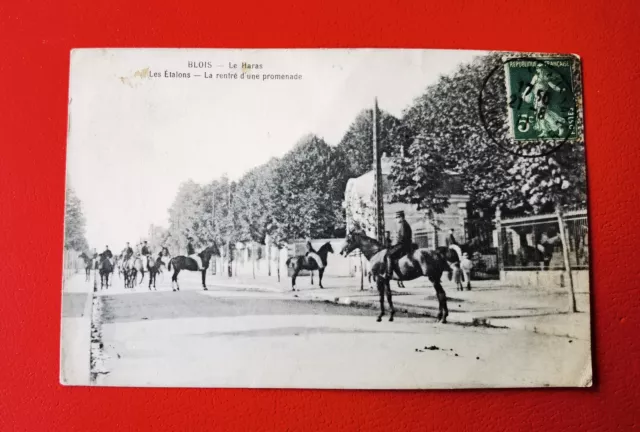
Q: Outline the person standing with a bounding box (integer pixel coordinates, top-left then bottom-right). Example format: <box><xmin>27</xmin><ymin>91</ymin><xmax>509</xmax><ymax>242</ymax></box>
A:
<box><xmin>446</xmin><ymin>228</ymin><xmax>458</xmax><ymax>247</ymax></box>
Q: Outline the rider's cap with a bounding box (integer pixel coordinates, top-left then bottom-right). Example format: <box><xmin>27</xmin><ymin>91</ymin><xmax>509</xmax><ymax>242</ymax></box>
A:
<box><xmin>395</xmin><ymin>210</ymin><xmax>405</xmax><ymax>218</ymax></box>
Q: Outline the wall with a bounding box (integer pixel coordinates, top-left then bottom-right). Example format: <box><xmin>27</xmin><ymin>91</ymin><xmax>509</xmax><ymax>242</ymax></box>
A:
<box><xmin>211</xmin><ymin>239</ymin><xmax>354</xmax><ymax>279</ymax></box>
<box><xmin>501</xmin><ymin>270</ymin><xmax>590</xmax><ymax>293</ymax></box>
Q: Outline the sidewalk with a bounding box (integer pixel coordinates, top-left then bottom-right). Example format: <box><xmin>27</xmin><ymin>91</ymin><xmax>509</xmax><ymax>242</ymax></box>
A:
<box><xmin>60</xmin><ymin>273</ymin><xmax>94</xmax><ymax>385</ymax></box>
<box><xmin>209</xmin><ymin>273</ymin><xmax>592</xmax><ymax>340</ymax></box>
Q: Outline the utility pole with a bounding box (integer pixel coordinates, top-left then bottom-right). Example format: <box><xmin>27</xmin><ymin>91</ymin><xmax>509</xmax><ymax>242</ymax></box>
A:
<box><xmin>372</xmin><ymin>97</ymin><xmax>385</xmax><ymax>244</ymax></box>
<box><xmin>227</xmin><ymin>181</ymin><xmax>233</xmax><ymax>277</ymax></box>
<box><xmin>211</xmin><ymin>184</ymin><xmax>217</xmax><ymax>275</ymax></box>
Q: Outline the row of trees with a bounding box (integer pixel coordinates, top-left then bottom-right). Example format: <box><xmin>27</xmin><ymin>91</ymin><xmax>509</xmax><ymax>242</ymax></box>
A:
<box><xmin>152</xmin><ymin>53</ymin><xmax>587</xmax><ymax>252</ymax></box>
<box><xmin>64</xmin><ymin>186</ymin><xmax>90</xmax><ymax>252</ymax></box>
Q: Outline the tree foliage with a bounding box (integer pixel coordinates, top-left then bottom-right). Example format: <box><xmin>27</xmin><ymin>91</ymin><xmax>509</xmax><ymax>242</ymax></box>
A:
<box><xmin>64</xmin><ymin>186</ymin><xmax>89</xmax><ymax>252</ymax></box>
<box><xmin>394</xmin><ymin>53</ymin><xmax>587</xmax><ymax>218</ymax></box>
<box><xmin>268</xmin><ymin>134</ymin><xmax>350</xmax><ymax>242</ymax></box>
<box><xmin>336</xmin><ymin>108</ymin><xmax>403</xmax><ymax>178</ymax></box>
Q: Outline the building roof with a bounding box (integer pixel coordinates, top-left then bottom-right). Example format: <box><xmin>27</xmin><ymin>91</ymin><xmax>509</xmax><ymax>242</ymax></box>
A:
<box><xmin>345</xmin><ymin>155</ymin><xmax>466</xmax><ymax>201</ymax></box>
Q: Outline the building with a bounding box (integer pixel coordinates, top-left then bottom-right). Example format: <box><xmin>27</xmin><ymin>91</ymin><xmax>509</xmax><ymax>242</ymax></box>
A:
<box><xmin>343</xmin><ymin>154</ymin><xmax>470</xmax><ymax>248</ymax></box>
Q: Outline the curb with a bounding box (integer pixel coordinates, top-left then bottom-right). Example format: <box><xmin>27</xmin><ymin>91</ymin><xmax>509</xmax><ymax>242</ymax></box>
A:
<box><xmin>297</xmin><ymin>293</ymin><xmax>585</xmax><ymax>339</ymax></box>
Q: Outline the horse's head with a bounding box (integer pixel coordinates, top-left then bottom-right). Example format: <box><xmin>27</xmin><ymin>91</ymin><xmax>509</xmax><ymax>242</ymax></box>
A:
<box><xmin>319</xmin><ymin>242</ymin><xmax>334</xmax><ymax>256</ymax></box>
<box><xmin>340</xmin><ymin>233</ymin><xmax>360</xmax><ymax>256</ymax></box>
<box><xmin>200</xmin><ymin>244</ymin><xmax>220</xmax><ymax>261</ymax></box>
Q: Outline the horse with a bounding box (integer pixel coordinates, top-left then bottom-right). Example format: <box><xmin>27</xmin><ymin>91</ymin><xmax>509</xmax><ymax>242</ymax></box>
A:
<box><xmin>340</xmin><ymin>230</ymin><xmax>452</xmax><ymax>323</ymax></box>
<box><xmin>285</xmin><ymin>242</ymin><xmax>334</xmax><ymax>291</ymax></box>
<box><xmin>128</xmin><ymin>256</ymin><xmax>145</xmax><ymax>288</ymax></box>
<box><xmin>120</xmin><ymin>254</ymin><xmax>143</xmax><ymax>288</ymax></box>
<box><xmin>167</xmin><ymin>244</ymin><xmax>220</xmax><ymax>291</ymax></box>
<box><xmin>147</xmin><ymin>253</ymin><xmax>166</xmax><ymax>290</ymax></box>
<box><xmin>98</xmin><ymin>253</ymin><xmax>113</xmax><ymax>290</ymax></box>
<box><xmin>78</xmin><ymin>252</ymin><xmax>94</xmax><ymax>282</ymax></box>
<box><xmin>516</xmin><ymin>236</ymin><xmax>559</xmax><ymax>270</ymax></box>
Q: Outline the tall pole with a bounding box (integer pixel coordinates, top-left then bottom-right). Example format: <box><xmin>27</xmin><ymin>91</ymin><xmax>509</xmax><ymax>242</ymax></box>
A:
<box><xmin>227</xmin><ymin>182</ymin><xmax>232</xmax><ymax>277</ymax></box>
<box><xmin>556</xmin><ymin>205</ymin><xmax>577</xmax><ymax>312</ymax></box>
<box><xmin>211</xmin><ymin>185</ymin><xmax>216</xmax><ymax>275</ymax></box>
<box><xmin>372</xmin><ymin>97</ymin><xmax>385</xmax><ymax>244</ymax></box>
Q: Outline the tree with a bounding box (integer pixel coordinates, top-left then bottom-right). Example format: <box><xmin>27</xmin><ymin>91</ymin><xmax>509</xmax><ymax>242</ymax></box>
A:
<box><xmin>147</xmin><ymin>224</ymin><xmax>169</xmax><ymax>254</ymax></box>
<box><xmin>337</xmin><ymin>108</ymin><xmax>403</xmax><ymax>178</ymax></box>
<box><xmin>269</xmin><ymin>134</ymin><xmax>350</xmax><ymax>242</ymax></box>
<box><xmin>396</xmin><ymin>53</ymin><xmax>586</xmax><ymax>218</ymax></box>
<box><xmin>232</xmin><ymin>159</ymin><xmax>279</xmax><ymax>244</ymax></box>
<box><xmin>167</xmin><ymin>180</ymin><xmax>207</xmax><ymax>253</ymax></box>
<box><xmin>64</xmin><ymin>186</ymin><xmax>89</xmax><ymax>252</ymax></box>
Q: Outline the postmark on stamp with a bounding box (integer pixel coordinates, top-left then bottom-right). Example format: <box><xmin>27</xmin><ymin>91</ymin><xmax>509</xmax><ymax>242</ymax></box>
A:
<box><xmin>504</xmin><ymin>56</ymin><xmax>577</xmax><ymax>141</ymax></box>
<box><xmin>478</xmin><ymin>54</ymin><xmax>582</xmax><ymax>158</ymax></box>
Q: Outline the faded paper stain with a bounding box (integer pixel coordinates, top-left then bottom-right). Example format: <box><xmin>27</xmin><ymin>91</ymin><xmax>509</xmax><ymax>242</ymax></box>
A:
<box><xmin>119</xmin><ymin>67</ymin><xmax>150</xmax><ymax>88</ymax></box>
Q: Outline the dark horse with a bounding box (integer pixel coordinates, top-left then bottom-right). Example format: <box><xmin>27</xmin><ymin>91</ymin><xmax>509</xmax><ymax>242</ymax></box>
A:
<box><xmin>167</xmin><ymin>244</ymin><xmax>220</xmax><ymax>291</ymax></box>
<box><xmin>340</xmin><ymin>230</ymin><xmax>452</xmax><ymax>323</ymax></box>
<box><xmin>78</xmin><ymin>252</ymin><xmax>94</xmax><ymax>282</ymax></box>
<box><xmin>147</xmin><ymin>253</ymin><xmax>166</xmax><ymax>291</ymax></box>
<box><xmin>285</xmin><ymin>242</ymin><xmax>334</xmax><ymax>291</ymax></box>
<box><xmin>98</xmin><ymin>253</ymin><xmax>113</xmax><ymax>290</ymax></box>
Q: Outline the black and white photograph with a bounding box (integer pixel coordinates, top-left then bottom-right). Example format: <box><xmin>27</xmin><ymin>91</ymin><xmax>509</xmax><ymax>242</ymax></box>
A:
<box><xmin>60</xmin><ymin>48</ymin><xmax>592</xmax><ymax>389</ymax></box>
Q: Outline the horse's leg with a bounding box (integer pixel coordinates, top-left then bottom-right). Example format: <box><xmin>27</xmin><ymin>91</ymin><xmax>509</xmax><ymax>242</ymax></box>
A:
<box><xmin>310</xmin><ymin>271</ymin><xmax>314</xmax><ymax>286</ymax></box>
<box><xmin>432</xmin><ymin>277</ymin><xmax>448</xmax><ymax>324</ymax></box>
<box><xmin>318</xmin><ymin>268</ymin><xmax>325</xmax><ymax>289</ymax></box>
<box><xmin>385</xmin><ymin>280</ymin><xmax>395</xmax><ymax>322</ymax></box>
<box><xmin>291</xmin><ymin>268</ymin><xmax>298</xmax><ymax>291</ymax></box>
<box><xmin>202</xmin><ymin>270</ymin><xmax>207</xmax><ymax>290</ymax></box>
<box><xmin>376</xmin><ymin>279</ymin><xmax>385</xmax><ymax>322</ymax></box>
<box><xmin>174</xmin><ymin>269</ymin><xmax>180</xmax><ymax>291</ymax></box>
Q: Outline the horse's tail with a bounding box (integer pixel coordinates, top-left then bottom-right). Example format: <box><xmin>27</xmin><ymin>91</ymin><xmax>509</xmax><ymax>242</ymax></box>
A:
<box><xmin>285</xmin><ymin>257</ymin><xmax>293</xmax><ymax>267</ymax></box>
<box><xmin>168</xmin><ymin>258</ymin><xmax>172</xmax><ymax>271</ymax></box>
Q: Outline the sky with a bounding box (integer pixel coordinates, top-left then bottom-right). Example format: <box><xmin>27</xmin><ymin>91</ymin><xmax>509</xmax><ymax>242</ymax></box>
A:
<box><xmin>66</xmin><ymin>48</ymin><xmax>486</xmax><ymax>249</ymax></box>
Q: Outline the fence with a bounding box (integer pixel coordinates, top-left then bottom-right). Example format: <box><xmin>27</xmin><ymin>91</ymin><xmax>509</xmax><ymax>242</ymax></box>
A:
<box><xmin>497</xmin><ymin>208</ymin><xmax>589</xmax><ymax>271</ymax></box>
<box><xmin>63</xmin><ymin>248</ymin><xmax>83</xmax><ymax>281</ymax></box>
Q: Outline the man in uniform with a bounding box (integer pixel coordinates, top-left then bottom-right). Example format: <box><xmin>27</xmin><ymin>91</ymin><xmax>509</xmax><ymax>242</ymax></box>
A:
<box><xmin>304</xmin><ymin>237</ymin><xmax>324</xmax><ymax>270</ymax></box>
<box><xmin>187</xmin><ymin>237</ymin><xmax>205</xmax><ymax>271</ymax></box>
<box><xmin>102</xmin><ymin>245</ymin><xmax>114</xmax><ymax>267</ymax></box>
<box><xmin>384</xmin><ymin>211</ymin><xmax>413</xmax><ymax>280</ymax></box>
<box><xmin>140</xmin><ymin>240</ymin><xmax>151</xmax><ymax>270</ymax></box>
<box><xmin>122</xmin><ymin>242</ymin><xmax>133</xmax><ymax>261</ymax></box>
<box><xmin>446</xmin><ymin>228</ymin><xmax>459</xmax><ymax>247</ymax></box>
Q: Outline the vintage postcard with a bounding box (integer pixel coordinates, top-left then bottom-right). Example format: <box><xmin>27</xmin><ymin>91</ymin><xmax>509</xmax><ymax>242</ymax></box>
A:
<box><xmin>60</xmin><ymin>48</ymin><xmax>592</xmax><ymax>389</ymax></box>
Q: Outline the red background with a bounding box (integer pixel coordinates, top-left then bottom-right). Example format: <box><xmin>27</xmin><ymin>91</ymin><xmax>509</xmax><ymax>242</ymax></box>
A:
<box><xmin>1</xmin><ymin>0</ymin><xmax>639</xmax><ymax>430</ymax></box>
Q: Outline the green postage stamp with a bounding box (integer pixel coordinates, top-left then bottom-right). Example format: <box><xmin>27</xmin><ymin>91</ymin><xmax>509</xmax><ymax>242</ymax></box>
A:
<box><xmin>504</xmin><ymin>56</ymin><xmax>578</xmax><ymax>141</ymax></box>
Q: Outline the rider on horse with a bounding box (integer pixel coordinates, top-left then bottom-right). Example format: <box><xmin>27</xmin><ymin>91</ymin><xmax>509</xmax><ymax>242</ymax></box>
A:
<box><xmin>140</xmin><ymin>240</ymin><xmax>151</xmax><ymax>269</ymax></box>
<box><xmin>384</xmin><ymin>211</ymin><xmax>413</xmax><ymax>280</ymax></box>
<box><xmin>304</xmin><ymin>237</ymin><xmax>324</xmax><ymax>270</ymax></box>
<box><xmin>122</xmin><ymin>242</ymin><xmax>133</xmax><ymax>261</ymax></box>
<box><xmin>101</xmin><ymin>245</ymin><xmax>114</xmax><ymax>266</ymax></box>
<box><xmin>187</xmin><ymin>237</ymin><xmax>205</xmax><ymax>271</ymax></box>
